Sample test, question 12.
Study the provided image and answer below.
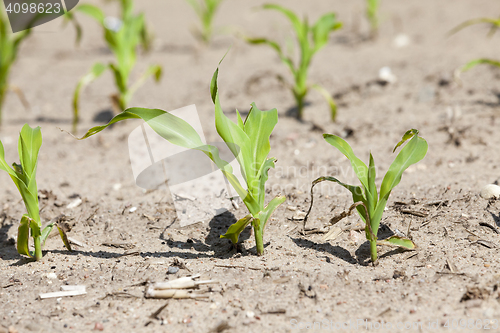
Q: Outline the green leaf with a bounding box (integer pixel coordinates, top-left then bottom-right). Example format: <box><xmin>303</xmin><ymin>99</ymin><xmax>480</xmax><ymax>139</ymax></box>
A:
<box><xmin>40</xmin><ymin>223</ymin><xmax>54</xmax><ymax>247</ymax></box>
<box><xmin>367</xmin><ymin>152</ymin><xmax>377</xmax><ymax>214</ymax></box>
<box><xmin>392</xmin><ymin>129</ymin><xmax>418</xmax><ymax>153</ymax></box>
<box><xmin>311</xmin><ymin>84</ymin><xmax>337</xmax><ymax>121</ymax></box>
<box><xmin>75</xmin><ymin>107</ymin><xmax>259</xmax><ymax>215</ymax></box>
<box><xmin>256</xmin><ymin>195</ymin><xmax>286</xmax><ymax>230</ymax></box>
<box><xmin>323</xmin><ymin>134</ymin><xmax>369</xmax><ymax>190</ymax></box>
<box><xmin>30</xmin><ymin>219</ymin><xmax>41</xmax><ymax>238</ymax></box>
<box><xmin>243</xmin><ymin>103</ymin><xmax>278</xmax><ymax>188</ymax></box>
<box><xmin>263</xmin><ymin>4</ymin><xmax>305</xmax><ymax>42</ymax></box>
<box><xmin>75</xmin><ymin>4</ymin><xmax>106</xmax><ymax>24</ymax></box>
<box><xmin>379</xmin><ymin>130</ymin><xmax>428</xmax><ymax>201</ymax></box>
<box><xmin>129</xmin><ymin>64</ymin><xmax>162</xmax><ymax>97</ymax></box>
<box><xmin>448</xmin><ymin>17</ymin><xmax>500</xmax><ymax>37</ymax></box>
<box><xmin>109</xmin><ymin>63</ymin><xmax>127</xmax><ymax>94</ymax></box>
<box><xmin>0</xmin><ymin>139</ymin><xmax>21</xmax><ymax>182</ymax></box>
<box><xmin>312</xmin><ymin>13</ymin><xmax>341</xmax><ymax>52</ymax></box>
<box><xmin>210</xmin><ymin>62</ymin><xmax>257</xmax><ymax>195</ymax></box>
<box><xmin>72</xmin><ymin>63</ymin><xmax>107</xmax><ymax>131</ymax></box>
<box><xmin>310</xmin><ymin>176</ymin><xmax>367</xmax><ymax>222</ymax></box>
<box><xmin>0</xmin><ymin>124</ymin><xmax>41</xmax><ymax>226</ymax></box>
<box><xmin>377</xmin><ymin>235</ymin><xmax>416</xmax><ymax>250</ymax></box>
<box><xmin>17</xmin><ymin>215</ymin><xmax>31</xmax><ymax>257</ymax></box>
<box><xmin>246</xmin><ymin>38</ymin><xmax>295</xmax><ymax>74</ymax></box>
<box><xmin>18</xmin><ymin>124</ymin><xmax>42</xmax><ymax>178</ymax></box>
<box><xmin>220</xmin><ymin>214</ymin><xmax>253</xmax><ymax>244</ymax></box>
<box><xmin>56</xmin><ymin>224</ymin><xmax>72</xmax><ymax>252</ymax></box>
<box><xmin>459</xmin><ymin>58</ymin><xmax>500</xmax><ymax>73</ymax></box>
<box><xmin>256</xmin><ymin>158</ymin><xmax>277</xmax><ymax>206</ymax></box>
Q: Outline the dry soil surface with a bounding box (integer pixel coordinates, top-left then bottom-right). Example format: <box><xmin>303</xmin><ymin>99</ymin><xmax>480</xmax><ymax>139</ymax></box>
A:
<box><xmin>1</xmin><ymin>0</ymin><xmax>500</xmax><ymax>332</ymax></box>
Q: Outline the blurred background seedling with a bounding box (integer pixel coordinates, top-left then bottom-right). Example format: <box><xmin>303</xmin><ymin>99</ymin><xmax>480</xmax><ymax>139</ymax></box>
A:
<box><xmin>449</xmin><ymin>14</ymin><xmax>500</xmax><ymax>80</ymax></box>
<box><xmin>68</xmin><ymin>0</ymin><xmax>162</xmax><ymax>133</ymax></box>
<box><xmin>246</xmin><ymin>4</ymin><xmax>342</xmax><ymax>121</ymax></box>
<box><xmin>184</xmin><ymin>0</ymin><xmax>225</xmax><ymax>45</ymax></box>
<box><xmin>0</xmin><ymin>9</ymin><xmax>31</xmax><ymax>128</ymax></box>
<box><xmin>366</xmin><ymin>0</ymin><xmax>380</xmax><ymax>39</ymax></box>
<box><xmin>0</xmin><ymin>125</ymin><xmax>71</xmax><ymax>261</ymax></box>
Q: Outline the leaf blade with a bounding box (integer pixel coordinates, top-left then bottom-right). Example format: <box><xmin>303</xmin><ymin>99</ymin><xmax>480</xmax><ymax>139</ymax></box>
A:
<box><xmin>220</xmin><ymin>214</ymin><xmax>253</xmax><ymax>244</ymax></box>
<box><xmin>17</xmin><ymin>215</ymin><xmax>32</xmax><ymax>257</ymax></box>
<box><xmin>377</xmin><ymin>235</ymin><xmax>416</xmax><ymax>250</ymax></box>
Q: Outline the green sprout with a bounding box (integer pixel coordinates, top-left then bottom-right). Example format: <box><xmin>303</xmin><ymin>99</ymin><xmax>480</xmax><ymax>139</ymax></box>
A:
<box><xmin>0</xmin><ymin>9</ymin><xmax>31</xmax><ymax>127</ymax></box>
<box><xmin>449</xmin><ymin>15</ymin><xmax>500</xmax><ymax>78</ymax></box>
<box><xmin>68</xmin><ymin>0</ymin><xmax>162</xmax><ymax>132</ymax></box>
<box><xmin>304</xmin><ymin>129</ymin><xmax>428</xmax><ymax>265</ymax></box>
<box><xmin>0</xmin><ymin>124</ymin><xmax>71</xmax><ymax>261</ymax></box>
<box><xmin>366</xmin><ymin>0</ymin><xmax>380</xmax><ymax>39</ymax></box>
<box><xmin>75</xmin><ymin>59</ymin><xmax>285</xmax><ymax>256</ymax></box>
<box><xmin>247</xmin><ymin>4</ymin><xmax>342</xmax><ymax>120</ymax></box>
<box><xmin>185</xmin><ymin>0</ymin><xmax>225</xmax><ymax>44</ymax></box>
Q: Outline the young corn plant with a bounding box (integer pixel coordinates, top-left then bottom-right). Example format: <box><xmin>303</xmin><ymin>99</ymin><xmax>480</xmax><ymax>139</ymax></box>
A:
<box><xmin>304</xmin><ymin>129</ymin><xmax>428</xmax><ymax>265</ymax></box>
<box><xmin>75</xmin><ymin>61</ymin><xmax>285</xmax><ymax>256</ymax></box>
<box><xmin>449</xmin><ymin>15</ymin><xmax>500</xmax><ymax>78</ymax></box>
<box><xmin>185</xmin><ymin>0</ymin><xmax>224</xmax><ymax>44</ymax></box>
<box><xmin>69</xmin><ymin>0</ymin><xmax>162</xmax><ymax>132</ymax></box>
<box><xmin>0</xmin><ymin>9</ymin><xmax>31</xmax><ymax>127</ymax></box>
<box><xmin>247</xmin><ymin>4</ymin><xmax>342</xmax><ymax>120</ymax></box>
<box><xmin>0</xmin><ymin>124</ymin><xmax>71</xmax><ymax>261</ymax></box>
<box><xmin>366</xmin><ymin>0</ymin><xmax>380</xmax><ymax>39</ymax></box>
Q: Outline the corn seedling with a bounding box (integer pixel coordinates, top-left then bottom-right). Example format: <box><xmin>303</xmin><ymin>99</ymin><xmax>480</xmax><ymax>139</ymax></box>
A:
<box><xmin>0</xmin><ymin>9</ymin><xmax>31</xmax><ymax>127</ymax></box>
<box><xmin>69</xmin><ymin>0</ymin><xmax>162</xmax><ymax>132</ymax></box>
<box><xmin>75</xmin><ymin>59</ymin><xmax>285</xmax><ymax>256</ymax></box>
<box><xmin>0</xmin><ymin>124</ymin><xmax>71</xmax><ymax>261</ymax></box>
<box><xmin>304</xmin><ymin>129</ymin><xmax>428</xmax><ymax>264</ymax></box>
<box><xmin>366</xmin><ymin>0</ymin><xmax>380</xmax><ymax>39</ymax></box>
<box><xmin>185</xmin><ymin>0</ymin><xmax>224</xmax><ymax>44</ymax></box>
<box><xmin>449</xmin><ymin>15</ymin><xmax>500</xmax><ymax>79</ymax></box>
<box><xmin>247</xmin><ymin>4</ymin><xmax>342</xmax><ymax>120</ymax></box>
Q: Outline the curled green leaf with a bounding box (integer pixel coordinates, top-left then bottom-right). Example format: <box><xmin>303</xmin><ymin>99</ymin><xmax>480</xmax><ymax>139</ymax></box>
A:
<box><xmin>220</xmin><ymin>215</ymin><xmax>253</xmax><ymax>244</ymax></box>
<box><xmin>392</xmin><ymin>129</ymin><xmax>418</xmax><ymax>153</ymax></box>
<box><xmin>377</xmin><ymin>235</ymin><xmax>416</xmax><ymax>250</ymax></box>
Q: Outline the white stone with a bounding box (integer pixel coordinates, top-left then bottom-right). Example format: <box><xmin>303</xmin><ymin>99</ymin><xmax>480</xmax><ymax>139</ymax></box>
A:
<box><xmin>378</xmin><ymin>67</ymin><xmax>397</xmax><ymax>84</ymax></box>
<box><xmin>480</xmin><ymin>184</ymin><xmax>500</xmax><ymax>200</ymax></box>
<box><xmin>66</xmin><ymin>198</ymin><xmax>82</xmax><ymax>209</ymax></box>
<box><xmin>392</xmin><ymin>33</ymin><xmax>411</xmax><ymax>48</ymax></box>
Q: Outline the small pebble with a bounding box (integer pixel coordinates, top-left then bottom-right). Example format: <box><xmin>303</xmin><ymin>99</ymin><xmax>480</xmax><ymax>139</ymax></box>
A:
<box><xmin>129</xmin><ymin>207</ymin><xmax>137</xmax><ymax>213</ymax></box>
<box><xmin>246</xmin><ymin>311</ymin><xmax>255</xmax><ymax>318</ymax></box>
<box><xmin>94</xmin><ymin>322</ymin><xmax>104</xmax><ymax>331</ymax></box>
<box><xmin>480</xmin><ymin>184</ymin><xmax>500</xmax><ymax>200</ymax></box>
<box><xmin>168</xmin><ymin>266</ymin><xmax>179</xmax><ymax>274</ymax></box>
<box><xmin>66</xmin><ymin>198</ymin><xmax>82</xmax><ymax>209</ymax></box>
<box><xmin>378</xmin><ymin>66</ymin><xmax>397</xmax><ymax>84</ymax></box>
<box><xmin>393</xmin><ymin>33</ymin><xmax>411</xmax><ymax>48</ymax></box>
<box><xmin>292</xmin><ymin>211</ymin><xmax>306</xmax><ymax>220</ymax></box>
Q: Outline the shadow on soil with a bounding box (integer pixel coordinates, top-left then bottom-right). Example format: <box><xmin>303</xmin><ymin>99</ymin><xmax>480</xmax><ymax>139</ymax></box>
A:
<box><xmin>4</xmin><ymin>211</ymin><xmax>256</xmax><ymax>265</ymax></box>
<box><xmin>290</xmin><ymin>223</ymin><xmax>400</xmax><ymax>266</ymax></box>
<box><xmin>487</xmin><ymin>210</ymin><xmax>500</xmax><ymax>228</ymax></box>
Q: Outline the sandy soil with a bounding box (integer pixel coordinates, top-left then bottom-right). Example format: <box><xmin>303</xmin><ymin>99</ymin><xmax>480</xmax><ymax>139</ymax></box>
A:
<box><xmin>1</xmin><ymin>0</ymin><xmax>500</xmax><ymax>332</ymax></box>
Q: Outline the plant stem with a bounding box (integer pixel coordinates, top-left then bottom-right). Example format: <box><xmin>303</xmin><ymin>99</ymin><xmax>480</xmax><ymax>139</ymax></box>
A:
<box><xmin>0</xmin><ymin>84</ymin><xmax>6</xmax><ymax>127</ymax></box>
<box><xmin>293</xmin><ymin>90</ymin><xmax>306</xmax><ymax>120</ymax></box>
<box><xmin>34</xmin><ymin>235</ymin><xmax>42</xmax><ymax>261</ymax></box>
<box><xmin>254</xmin><ymin>226</ymin><xmax>264</xmax><ymax>256</ymax></box>
<box><xmin>369</xmin><ymin>240</ymin><xmax>377</xmax><ymax>264</ymax></box>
